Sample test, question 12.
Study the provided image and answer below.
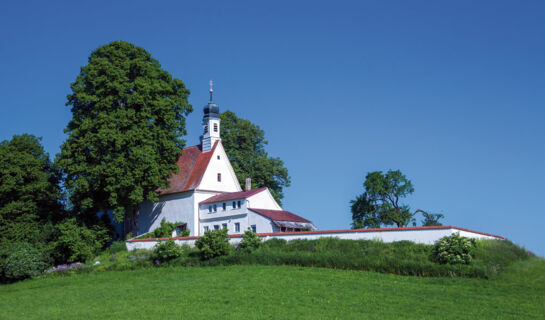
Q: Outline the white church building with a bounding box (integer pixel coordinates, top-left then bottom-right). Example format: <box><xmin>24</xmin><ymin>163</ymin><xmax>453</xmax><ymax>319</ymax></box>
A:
<box><xmin>129</xmin><ymin>86</ymin><xmax>316</xmax><ymax>238</ymax></box>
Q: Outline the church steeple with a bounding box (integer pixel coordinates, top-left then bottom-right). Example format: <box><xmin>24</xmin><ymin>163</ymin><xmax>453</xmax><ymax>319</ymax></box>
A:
<box><xmin>201</xmin><ymin>81</ymin><xmax>220</xmax><ymax>152</ymax></box>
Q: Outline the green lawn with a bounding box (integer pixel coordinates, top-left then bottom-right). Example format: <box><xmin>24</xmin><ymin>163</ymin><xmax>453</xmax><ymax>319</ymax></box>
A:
<box><xmin>1</xmin><ymin>258</ymin><xmax>544</xmax><ymax>319</ymax></box>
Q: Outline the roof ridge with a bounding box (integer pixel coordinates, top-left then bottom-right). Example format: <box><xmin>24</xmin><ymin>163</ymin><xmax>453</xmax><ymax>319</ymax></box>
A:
<box><xmin>199</xmin><ymin>186</ymin><xmax>268</xmax><ymax>204</ymax></box>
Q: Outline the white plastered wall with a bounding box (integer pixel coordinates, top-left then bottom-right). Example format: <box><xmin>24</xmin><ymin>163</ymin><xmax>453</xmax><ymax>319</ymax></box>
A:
<box><xmin>126</xmin><ymin>227</ymin><xmax>503</xmax><ymax>251</ymax></box>
<box><xmin>197</xmin><ymin>142</ymin><xmax>241</xmax><ymax>193</ymax></box>
<box><xmin>247</xmin><ymin>189</ymin><xmax>282</xmax><ymax>210</ymax></box>
<box><xmin>137</xmin><ymin>192</ymin><xmax>195</xmax><ymax>236</ymax></box>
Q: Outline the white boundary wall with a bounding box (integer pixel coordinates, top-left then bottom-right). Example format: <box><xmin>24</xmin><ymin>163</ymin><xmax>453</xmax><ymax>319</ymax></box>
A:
<box><xmin>126</xmin><ymin>226</ymin><xmax>504</xmax><ymax>251</ymax></box>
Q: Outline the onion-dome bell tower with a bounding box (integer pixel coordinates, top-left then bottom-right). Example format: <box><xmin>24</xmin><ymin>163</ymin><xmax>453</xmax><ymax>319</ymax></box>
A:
<box><xmin>201</xmin><ymin>80</ymin><xmax>221</xmax><ymax>152</ymax></box>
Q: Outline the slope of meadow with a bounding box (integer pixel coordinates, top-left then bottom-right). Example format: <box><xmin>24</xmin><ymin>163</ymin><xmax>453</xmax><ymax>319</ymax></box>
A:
<box><xmin>1</xmin><ymin>258</ymin><xmax>543</xmax><ymax>319</ymax></box>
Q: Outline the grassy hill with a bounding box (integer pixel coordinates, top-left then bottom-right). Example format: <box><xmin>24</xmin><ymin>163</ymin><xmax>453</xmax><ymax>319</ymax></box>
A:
<box><xmin>1</xmin><ymin>258</ymin><xmax>544</xmax><ymax>319</ymax></box>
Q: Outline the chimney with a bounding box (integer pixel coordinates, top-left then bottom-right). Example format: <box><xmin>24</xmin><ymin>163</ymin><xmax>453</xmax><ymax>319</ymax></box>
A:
<box><xmin>245</xmin><ymin>177</ymin><xmax>251</xmax><ymax>191</ymax></box>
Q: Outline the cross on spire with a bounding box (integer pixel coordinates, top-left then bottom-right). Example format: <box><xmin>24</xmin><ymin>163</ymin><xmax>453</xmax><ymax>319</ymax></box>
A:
<box><xmin>209</xmin><ymin>80</ymin><xmax>214</xmax><ymax>102</ymax></box>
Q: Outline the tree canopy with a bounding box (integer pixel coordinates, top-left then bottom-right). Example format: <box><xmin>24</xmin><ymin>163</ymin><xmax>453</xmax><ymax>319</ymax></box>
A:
<box><xmin>0</xmin><ymin>134</ymin><xmax>62</xmax><ymax>247</ymax></box>
<box><xmin>351</xmin><ymin>170</ymin><xmax>443</xmax><ymax>228</ymax></box>
<box><xmin>56</xmin><ymin>41</ymin><xmax>192</xmax><ymax>222</ymax></box>
<box><xmin>220</xmin><ymin>110</ymin><xmax>290</xmax><ymax>204</ymax></box>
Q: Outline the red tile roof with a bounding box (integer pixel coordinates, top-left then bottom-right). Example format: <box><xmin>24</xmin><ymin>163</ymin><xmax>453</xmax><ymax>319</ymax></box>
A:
<box><xmin>159</xmin><ymin>141</ymin><xmax>219</xmax><ymax>195</ymax></box>
<box><xmin>249</xmin><ymin>208</ymin><xmax>312</xmax><ymax>223</ymax></box>
<box><xmin>199</xmin><ymin>187</ymin><xmax>268</xmax><ymax>204</ymax></box>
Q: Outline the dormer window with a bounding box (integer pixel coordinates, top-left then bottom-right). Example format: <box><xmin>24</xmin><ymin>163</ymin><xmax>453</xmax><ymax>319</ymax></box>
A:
<box><xmin>213</xmin><ymin>123</ymin><xmax>218</xmax><ymax>132</ymax></box>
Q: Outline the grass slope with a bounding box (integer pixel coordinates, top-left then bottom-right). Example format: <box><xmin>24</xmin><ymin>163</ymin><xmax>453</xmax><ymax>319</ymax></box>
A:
<box><xmin>1</xmin><ymin>258</ymin><xmax>544</xmax><ymax>319</ymax></box>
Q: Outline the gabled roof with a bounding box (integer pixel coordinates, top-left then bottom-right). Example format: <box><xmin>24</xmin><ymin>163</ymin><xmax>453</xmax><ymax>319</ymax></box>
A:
<box><xmin>159</xmin><ymin>141</ymin><xmax>219</xmax><ymax>195</ymax></box>
<box><xmin>199</xmin><ymin>187</ymin><xmax>268</xmax><ymax>204</ymax></box>
<box><xmin>249</xmin><ymin>208</ymin><xmax>312</xmax><ymax>223</ymax></box>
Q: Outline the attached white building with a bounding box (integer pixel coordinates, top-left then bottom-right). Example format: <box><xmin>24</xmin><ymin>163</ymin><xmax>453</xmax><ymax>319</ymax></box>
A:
<box><xmin>129</xmin><ymin>86</ymin><xmax>316</xmax><ymax>237</ymax></box>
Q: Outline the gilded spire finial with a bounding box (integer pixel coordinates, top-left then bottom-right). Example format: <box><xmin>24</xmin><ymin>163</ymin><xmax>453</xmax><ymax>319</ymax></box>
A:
<box><xmin>209</xmin><ymin>80</ymin><xmax>213</xmax><ymax>102</ymax></box>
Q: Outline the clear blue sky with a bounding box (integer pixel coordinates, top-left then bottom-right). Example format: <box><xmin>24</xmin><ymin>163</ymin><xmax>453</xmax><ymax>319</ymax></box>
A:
<box><xmin>1</xmin><ymin>1</ymin><xmax>544</xmax><ymax>255</ymax></box>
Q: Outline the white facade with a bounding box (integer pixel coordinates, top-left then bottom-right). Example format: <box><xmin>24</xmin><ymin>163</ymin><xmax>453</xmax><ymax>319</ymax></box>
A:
<box><xmin>197</xmin><ymin>143</ymin><xmax>240</xmax><ymax>193</ymax></box>
<box><xmin>198</xmin><ymin>188</ymin><xmax>283</xmax><ymax>235</ymax></box>
<box><xmin>202</xmin><ymin>117</ymin><xmax>220</xmax><ymax>152</ymax></box>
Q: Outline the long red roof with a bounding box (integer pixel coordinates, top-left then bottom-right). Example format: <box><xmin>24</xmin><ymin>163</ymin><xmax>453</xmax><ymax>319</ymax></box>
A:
<box><xmin>249</xmin><ymin>208</ymin><xmax>312</xmax><ymax>223</ymax></box>
<box><xmin>159</xmin><ymin>141</ymin><xmax>219</xmax><ymax>195</ymax></box>
<box><xmin>199</xmin><ymin>187</ymin><xmax>267</xmax><ymax>204</ymax></box>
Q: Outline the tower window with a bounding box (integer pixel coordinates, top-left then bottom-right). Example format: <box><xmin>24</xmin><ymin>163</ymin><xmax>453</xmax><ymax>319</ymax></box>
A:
<box><xmin>217</xmin><ymin>173</ymin><xmax>221</xmax><ymax>182</ymax></box>
<box><xmin>204</xmin><ymin>125</ymin><xmax>208</xmax><ymax>133</ymax></box>
<box><xmin>213</xmin><ymin>123</ymin><xmax>218</xmax><ymax>132</ymax></box>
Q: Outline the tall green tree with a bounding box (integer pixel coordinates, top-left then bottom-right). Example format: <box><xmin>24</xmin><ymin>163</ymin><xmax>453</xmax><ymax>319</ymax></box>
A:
<box><xmin>0</xmin><ymin>134</ymin><xmax>62</xmax><ymax>248</ymax></box>
<box><xmin>56</xmin><ymin>41</ymin><xmax>192</xmax><ymax>224</ymax></box>
<box><xmin>220</xmin><ymin>110</ymin><xmax>290</xmax><ymax>204</ymax></box>
<box><xmin>351</xmin><ymin>170</ymin><xmax>443</xmax><ymax>228</ymax></box>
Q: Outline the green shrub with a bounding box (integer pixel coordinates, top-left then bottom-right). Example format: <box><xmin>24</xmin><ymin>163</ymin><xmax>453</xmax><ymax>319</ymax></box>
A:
<box><xmin>238</xmin><ymin>229</ymin><xmax>262</xmax><ymax>251</ymax></box>
<box><xmin>2</xmin><ymin>243</ymin><xmax>46</xmax><ymax>281</ymax></box>
<box><xmin>48</xmin><ymin>218</ymin><xmax>111</xmax><ymax>264</ymax></box>
<box><xmin>108</xmin><ymin>241</ymin><xmax>127</xmax><ymax>253</ymax></box>
<box><xmin>136</xmin><ymin>219</ymin><xmax>189</xmax><ymax>239</ymax></box>
<box><xmin>433</xmin><ymin>233</ymin><xmax>476</xmax><ymax>265</ymax></box>
<box><xmin>195</xmin><ymin>228</ymin><xmax>232</xmax><ymax>260</ymax></box>
<box><xmin>151</xmin><ymin>238</ymin><xmax>183</xmax><ymax>262</ymax></box>
<box><xmin>262</xmin><ymin>238</ymin><xmax>287</xmax><ymax>249</ymax></box>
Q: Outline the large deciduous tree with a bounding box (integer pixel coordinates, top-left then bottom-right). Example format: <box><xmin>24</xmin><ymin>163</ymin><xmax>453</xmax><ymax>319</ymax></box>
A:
<box><xmin>56</xmin><ymin>41</ymin><xmax>192</xmax><ymax>225</ymax></box>
<box><xmin>220</xmin><ymin>110</ymin><xmax>290</xmax><ymax>204</ymax></box>
<box><xmin>0</xmin><ymin>134</ymin><xmax>62</xmax><ymax>248</ymax></box>
<box><xmin>351</xmin><ymin>170</ymin><xmax>443</xmax><ymax>228</ymax></box>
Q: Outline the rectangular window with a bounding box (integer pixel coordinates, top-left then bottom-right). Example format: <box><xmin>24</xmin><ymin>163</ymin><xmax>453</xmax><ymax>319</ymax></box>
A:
<box><xmin>232</xmin><ymin>201</ymin><xmax>236</xmax><ymax>209</ymax></box>
<box><xmin>217</xmin><ymin>173</ymin><xmax>221</xmax><ymax>182</ymax></box>
<box><xmin>214</xmin><ymin>225</ymin><xmax>220</xmax><ymax>230</ymax></box>
<box><xmin>235</xmin><ymin>223</ymin><xmax>240</xmax><ymax>232</ymax></box>
<box><xmin>213</xmin><ymin>204</ymin><xmax>217</xmax><ymax>212</ymax></box>
<box><xmin>204</xmin><ymin>226</ymin><xmax>209</xmax><ymax>232</ymax></box>
<box><xmin>251</xmin><ymin>225</ymin><xmax>256</xmax><ymax>233</ymax></box>
<box><xmin>214</xmin><ymin>123</ymin><xmax>218</xmax><ymax>132</ymax></box>
<box><xmin>222</xmin><ymin>223</ymin><xmax>227</xmax><ymax>230</ymax></box>
<box><xmin>208</xmin><ymin>205</ymin><xmax>212</xmax><ymax>213</ymax></box>
<box><xmin>237</xmin><ymin>200</ymin><xmax>241</xmax><ymax>208</ymax></box>
<box><xmin>222</xmin><ymin>203</ymin><xmax>226</xmax><ymax>211</ymax></box>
